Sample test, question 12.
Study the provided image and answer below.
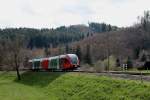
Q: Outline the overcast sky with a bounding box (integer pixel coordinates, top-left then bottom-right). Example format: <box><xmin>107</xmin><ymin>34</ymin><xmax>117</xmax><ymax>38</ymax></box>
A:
<box><xmin>0</xmin><ymin>0</ymin><xmax>149</xmax><ymax>28</ymax></box>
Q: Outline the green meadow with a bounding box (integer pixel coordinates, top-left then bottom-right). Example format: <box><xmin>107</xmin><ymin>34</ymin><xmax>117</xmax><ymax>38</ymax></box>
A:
<box><xmin>0</xmin><ymin>71</ymin><xmax>150</xmax><ymax>100</ymax></box>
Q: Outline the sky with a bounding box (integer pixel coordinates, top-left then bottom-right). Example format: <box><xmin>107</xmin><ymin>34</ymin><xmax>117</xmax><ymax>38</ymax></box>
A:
<box><xmin>0</xmin><ymin>0</ymin><xmax>149</xmax><ymax>28</ymax></box>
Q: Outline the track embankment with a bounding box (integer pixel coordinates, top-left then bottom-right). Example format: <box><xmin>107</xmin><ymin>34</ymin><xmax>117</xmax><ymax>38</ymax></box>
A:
<box><xmin>71</xmin><ymin>70</ymin><xmax>150</xmax><ymax>82</ymax></box>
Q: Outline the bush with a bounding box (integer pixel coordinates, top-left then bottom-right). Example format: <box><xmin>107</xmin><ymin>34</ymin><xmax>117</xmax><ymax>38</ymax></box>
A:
<box><xmin>103</xmin><ymin>55</ymin><xmax>116</xmax><ymax>70</ymax></box>
<box><xmin>126</xmin><ymin>56</ymin><xmax>133</xmax><ymax>69</ymax></box>
<box><xmin>94</xmin><ymin>60</ymin><xmax>105</xmax><ymax>72</ymax></box>
<box><xmin>80</xmin><ymin>64</ymin><xmax>95</xmax><ymax>72</ymax></box>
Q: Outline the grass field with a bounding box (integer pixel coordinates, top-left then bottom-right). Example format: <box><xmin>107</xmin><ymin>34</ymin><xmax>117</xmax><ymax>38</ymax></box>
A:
<box><xmin>0</xmin><ymin>71</ymin><xmax>150</xmax><ymax>100</ymax></box>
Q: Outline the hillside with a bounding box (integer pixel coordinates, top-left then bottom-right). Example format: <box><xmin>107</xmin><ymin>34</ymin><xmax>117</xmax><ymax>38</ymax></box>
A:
<box><xmin>0</xmin><ymin>23</ymin><xmax>116</xmax><ymax>48</ymax></box>
<box><xmin>73</xmin><ymin>27</ymin><xmax>149</xmax><ymax>63</ymax></box>
<box><xmin>0</xmin><ymin>71</ymin><xmax>150</xmax><ymax>100</ymax></box>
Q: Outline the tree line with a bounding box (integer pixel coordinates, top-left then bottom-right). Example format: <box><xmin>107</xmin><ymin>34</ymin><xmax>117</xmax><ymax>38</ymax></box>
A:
<box><xmin>0</xmin><ymin>23</ymin><xmax>117</xmax><ymax>49</ymax></box>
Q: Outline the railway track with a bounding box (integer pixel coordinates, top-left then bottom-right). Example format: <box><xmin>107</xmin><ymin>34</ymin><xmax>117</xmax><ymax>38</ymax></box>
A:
<box><xmin>47</xmin><ymin>70</ymin><xmax>150</xmax><ymax>75</ymax></box>
<box><xmin>23</xmin><ymin>68</ymin><xmax>150</xmax><ymax>75</ymax></box>
<box><xmin>65</xmin><ymin>70</ymin><xmax>150</xmax><ymax>82</ymax></box>
<box><xmin>22</xmin><ymin>68</ymin><xmax>150</xmax><ymax>82</ymax></box>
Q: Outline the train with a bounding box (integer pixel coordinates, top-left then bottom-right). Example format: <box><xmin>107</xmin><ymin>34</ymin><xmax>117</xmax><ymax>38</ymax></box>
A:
<box><xmin>29</xmin><ymin>54</ymin><xmax>80</xmax><ymax>71</ymax></box>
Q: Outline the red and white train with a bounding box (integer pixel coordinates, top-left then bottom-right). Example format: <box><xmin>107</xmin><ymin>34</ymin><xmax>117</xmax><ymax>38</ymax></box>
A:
<box><xmin>29</xmin><ymin>54</ymin><xmax>80</xmax><ymax>71</ymax></box>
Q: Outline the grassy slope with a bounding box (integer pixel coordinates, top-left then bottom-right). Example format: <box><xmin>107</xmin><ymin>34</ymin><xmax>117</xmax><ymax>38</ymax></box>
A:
<box><xmin>0</xmin><ymin>71</ymin><xmax>150</xmax><ymax>100</ymax></box>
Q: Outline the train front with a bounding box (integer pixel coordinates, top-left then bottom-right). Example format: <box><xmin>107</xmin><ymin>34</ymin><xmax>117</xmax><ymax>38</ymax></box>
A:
<box><xmin>67</xmin><ymin>54</ymin><xmax>80</xmax><ymax>69</ymax></box>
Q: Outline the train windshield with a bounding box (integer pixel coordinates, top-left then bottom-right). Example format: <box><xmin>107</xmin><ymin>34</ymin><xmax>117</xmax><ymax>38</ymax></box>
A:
<box><xmin>70</xmin><ymin>55</ymin><xmax>78</xmax><ymax>64</ymax></box>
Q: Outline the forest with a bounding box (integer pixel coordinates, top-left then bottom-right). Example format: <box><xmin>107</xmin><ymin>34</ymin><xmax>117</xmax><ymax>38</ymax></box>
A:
<box><xmin>0</xmin><ymin>23</ymin><xmax>117</xmax><ymax>48</ymax></box>
<box><xmin>0</xmin><ymin>11</ymin><xmax>150</xmax><ymax>71</ymax></box>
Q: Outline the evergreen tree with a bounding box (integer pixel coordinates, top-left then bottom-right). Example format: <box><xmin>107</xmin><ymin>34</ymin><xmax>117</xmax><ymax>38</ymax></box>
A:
<box><xmin>44</xmin><ymin>47</ymin><xmax>51</xmax><ymax>57</ymax></box>
<box><xmin>108</xmin><ymin>24</ymin><xmax>112</xmax><ymax>31</ymax></box>
<box><xmin>134</xmin><ymin>47</ymin><xmax>140</xmax><ymax>59</ymax></box>
<box><xmin>81</xmin><ymin>34</ymin><xmax>85</xmax><ymax>39</ymax></box>
<box><xmin>101</xmin><ymin>23</ymin><xmax>107</xmax><ymax>32</ymax></box>
<box><xmin>69</xmin><ymin>46</ymin><xmax>76</xmax><ymax>54</ymax></box>
<box><xmin>126</xmin><ymin>56</ymin><xmax>133</xmax><ymax>69</ymax></box>
<box><xmin>84</xmin><ymin>45</ymin><xmax>92</xmax><ymax>65</ymax></box>
<box><xmin>65</xmin><ymin>44</ymin><xmax>69</xmax><ymax>54</ymax></box>
<box><xmin>116</xmin><ymin>58</ymin><xmax>120</xmax><ymax>67</ymax></box>
<box><xmin>140</xmin><ymin>11</ymin><xmax>150</xmax><ymax>32</ymax></box>
<box><xmin>71</xmin><ymin>46</ymin><xmax>76</xmax><ymax>54</ymax></box>
<box><xmin>87</xmin><ymin>32</ymin><xmax>90</xmax><ymax>37</ymax></box>
<box><xmin>76</xmin><ymin>45</ymin><xmax>82</xmax><ymax>61</ymax></box>
<box><xmin>141</xmin><ymin>53</ymin><xmax>147</xmax><ymax>62</ymax></box>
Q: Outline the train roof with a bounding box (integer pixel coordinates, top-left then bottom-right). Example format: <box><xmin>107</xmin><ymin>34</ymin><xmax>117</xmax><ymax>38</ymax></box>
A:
<box><xmin>29</xmin><ymin>54</ymin><xmax>78</xmax><ymax>62</ymax></box>
<box><xmin>29</xmin><ymin>58</ymin><xmax>42</xmax><ymax>62</ymax></box>
<box><xmin>48</xmin><ymin>56</ymin><xmax>59</xmax><ymax>60</ymax></box>
<box><xmin>67</xmin><ymin>54</ymin><xmax>77</xmax><ymax>57</ymax></box>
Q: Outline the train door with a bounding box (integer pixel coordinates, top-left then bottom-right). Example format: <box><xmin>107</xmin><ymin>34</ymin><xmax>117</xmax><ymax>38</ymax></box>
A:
<box><xmin>41</xmin><ymin>59</ymin><xmax>49</xmax><ymax>70</ymax></box>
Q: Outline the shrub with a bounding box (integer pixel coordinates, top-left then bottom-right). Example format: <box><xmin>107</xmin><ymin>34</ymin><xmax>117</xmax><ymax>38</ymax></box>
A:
<box><xmin>103</xmin><ymin>55</ymin><xmax>116</xmax><ymax>70</ymax></box>
<box><xmin>94</xmin><ymin>60</ymin><xmax>105</xmax><ymax>72</ymax></box>
<box><xmin>126</xmin><ymin>56</ymin><xmax>133</xmax><ymax>69</ymax></box>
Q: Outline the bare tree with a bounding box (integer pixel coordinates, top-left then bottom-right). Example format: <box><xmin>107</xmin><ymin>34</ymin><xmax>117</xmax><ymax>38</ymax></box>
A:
<box><xmin>8</xmin><ymin>35</ymin><xmax>25</xmax><ymax>80</ymax></box>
